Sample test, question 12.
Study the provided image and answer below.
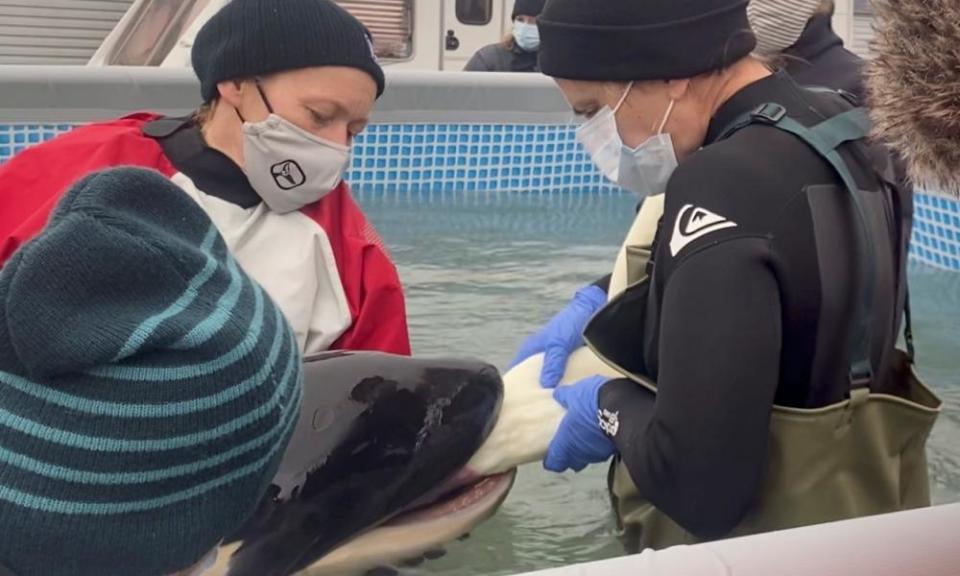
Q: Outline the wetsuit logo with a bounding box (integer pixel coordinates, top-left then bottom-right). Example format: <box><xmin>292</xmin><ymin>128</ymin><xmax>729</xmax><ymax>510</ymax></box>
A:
<box><xmin>598</xmin><ymin>408</ymin><xmax>620</xmax><ymax>437</ymax></box>
<box><xmin>669</xmin><ymin>204</ymin><xmax>738</xmax><ymax>257</ymax></box>
<box><xmin>271</xmin><ymin>160</ymin><xmax>306</xmax><ymax>190</ymax></box>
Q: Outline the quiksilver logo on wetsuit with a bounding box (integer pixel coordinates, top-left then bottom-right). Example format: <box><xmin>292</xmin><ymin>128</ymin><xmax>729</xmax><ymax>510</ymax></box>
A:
<box><xmin>669</xmin><ymin>204</ymin><xmax>738</xmax><ymax>257</ymax></box>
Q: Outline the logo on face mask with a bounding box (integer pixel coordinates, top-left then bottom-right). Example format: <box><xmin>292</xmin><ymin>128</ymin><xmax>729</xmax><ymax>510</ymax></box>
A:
<box><xmin>270</xmin><ymin>160</ymin><xmax>306</xmax><ymax>190</ymax></box>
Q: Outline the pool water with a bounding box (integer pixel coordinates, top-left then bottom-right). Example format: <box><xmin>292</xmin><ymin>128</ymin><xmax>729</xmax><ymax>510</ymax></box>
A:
<box><xmin>359</xmin><ymin>191</ymin><xmax>960</xmax><ymax>576</ymax></box>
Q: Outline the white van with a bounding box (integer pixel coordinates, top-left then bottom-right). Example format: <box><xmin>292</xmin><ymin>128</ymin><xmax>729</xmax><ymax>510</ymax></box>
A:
<box><xmin>0</xmin><ymin>0</ymin><xmax>873</xmax><ymax>70</ymax></box>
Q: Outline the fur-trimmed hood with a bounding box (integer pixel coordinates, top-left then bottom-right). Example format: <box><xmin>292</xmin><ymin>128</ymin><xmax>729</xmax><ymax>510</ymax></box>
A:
<box><xmin>868</xmin><ymin>0</ymin><xmax>960</xmax><ymax>197</ymax></box>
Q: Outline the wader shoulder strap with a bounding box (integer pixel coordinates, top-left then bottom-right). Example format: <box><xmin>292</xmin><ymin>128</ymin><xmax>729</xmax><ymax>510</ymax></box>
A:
<box><xmin>717</xmin><ymin>103</ymin><xmax>878</xmax><ymax>389</ymax></box>
<box><xmin>807</xmin><ymin>100</ymin><xmax>917</xmax><ymax>365</ymax></box>
<box><xmin>867</xmin><ymin>140</ymin><xmax>916</xmax><ymax>363</ymax></box>
<box><xmin>904</xmin><ymin>286</ymin><xmax>916</xmax><ymax>362</ymax></box>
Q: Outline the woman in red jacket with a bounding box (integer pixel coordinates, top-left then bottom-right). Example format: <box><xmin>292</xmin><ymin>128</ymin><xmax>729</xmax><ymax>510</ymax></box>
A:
<box><xmin>0</xmin><ymin>0</ymin><xmax>409</xmax><ymax>357</ymax></box>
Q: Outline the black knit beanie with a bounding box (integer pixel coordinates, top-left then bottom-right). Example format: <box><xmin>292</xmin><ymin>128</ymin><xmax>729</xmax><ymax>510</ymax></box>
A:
<box><xmin>538</xmin><ymin>0</ymin><xmax>757</xmax><ymax>81</ymax></box>
<box><xmin>192</xmin><ymin>0</ymin><xmax>385</xmax><ymax>102</ymax></box>
<box><xmin>513</xmin><ymin>0</ymin><xmax>547</xmax><ymax>19</ymax></box>
<box><xmin>0</xmin><ymin>167</ymin><xmax>302</xmax><ymax>576</ymax></box>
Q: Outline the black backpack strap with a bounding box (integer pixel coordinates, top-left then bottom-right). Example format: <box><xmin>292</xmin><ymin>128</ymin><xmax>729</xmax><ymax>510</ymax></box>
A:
<box><xmin>884</xmin><ymin>154</ymin><xmax>917</xmax><ymax>364</ymax></box>
<box><xmin>717</xmin><ymin>103</ymin><xmax>878</xmax><ymax>390</ymax></box>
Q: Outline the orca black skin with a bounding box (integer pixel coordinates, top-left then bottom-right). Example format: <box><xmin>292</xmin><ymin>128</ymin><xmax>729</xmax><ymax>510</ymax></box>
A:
<box><xmin>225</xmin><ymin>351</ymin><xmax>503</xmax><ymax>576</ymax></box>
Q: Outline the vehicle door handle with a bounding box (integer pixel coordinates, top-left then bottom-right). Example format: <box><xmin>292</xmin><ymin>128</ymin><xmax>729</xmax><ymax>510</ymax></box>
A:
<box><xmin>445</xmin><ymin>30</ymin><xmax>460</xmax><ymax>51</ymax></box>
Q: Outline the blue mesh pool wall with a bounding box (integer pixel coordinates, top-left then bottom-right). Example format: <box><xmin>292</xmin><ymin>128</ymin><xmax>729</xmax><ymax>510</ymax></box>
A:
<box><xmin>913</xmin><ymin>191</ymin><xmax>960</xmax><ymax>270</ymax></box>
<box><xmin>2</xmin><ymin>120</ymin><xmax>958</xmax><ymax>271</ymax></box>
<box><xmin>0</xmin><ymin>122</ymin><xmax>623</xmax><ymax>195</ymax></box>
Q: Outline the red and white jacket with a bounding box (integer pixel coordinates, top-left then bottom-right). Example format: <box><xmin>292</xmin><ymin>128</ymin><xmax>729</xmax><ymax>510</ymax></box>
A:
<box><xmin>0</xmin><ymin>113</ymin><xmax>410</xmax><ymax>357</ymax></box>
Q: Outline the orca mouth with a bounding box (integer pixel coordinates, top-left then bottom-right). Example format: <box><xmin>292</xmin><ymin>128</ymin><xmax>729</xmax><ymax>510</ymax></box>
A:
<box><xmin>296</xmin><ymin>470</ymin><xmax>516</xmax><ymax>575</ymax></box>
<box><xmin>386</xmin><ymin>470</ymin><xmax>515</xmax><ymax>525</ymax></box>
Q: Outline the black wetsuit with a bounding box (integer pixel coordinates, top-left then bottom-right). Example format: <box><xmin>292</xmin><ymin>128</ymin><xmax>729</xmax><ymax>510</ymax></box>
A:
<box><xmin>784</xmin><ymin>13</ymin><xmax>867</xmax><ymax>103</ymax></box>
<box><xmin>596</xmin><ymin>72</ymin><xmax>910</xmax><ymax>539</ymax></box>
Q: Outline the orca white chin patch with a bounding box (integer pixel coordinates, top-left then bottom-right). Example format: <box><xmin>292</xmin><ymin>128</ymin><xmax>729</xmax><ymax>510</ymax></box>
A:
<box><xmin>669</xmin><ymin>204</ymin><xmax>738</xmax><ymax>257</ymax></box>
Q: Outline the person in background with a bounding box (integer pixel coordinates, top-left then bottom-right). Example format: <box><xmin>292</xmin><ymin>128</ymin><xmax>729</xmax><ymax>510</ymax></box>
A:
<box><xmin>0</xmin><ymin>0</ymin><xmax>409</xmax><ymax>358</ymax></box>
<box><xmin>748</xmin><ymin>0</ymin><xmax>866</xmax><ymax>102</ymax></box>
<box><xmin>748</xmin><ymin>0</ymin><xmax>912</xmax><ymax>301</ymax></box>
<box><xmin>869</xmin><ymin>0</ymin><xmax>960</xmax><ymax>198</ymax></box>
<box><xmin>0</xmin><ymin>168</ymin><xmax>302</xmax><ymax>576</ymax></box>
<box><xmin>464</xmin><ymin>0</ymin><xmax>546</xmax><ymax>72</ymax></box>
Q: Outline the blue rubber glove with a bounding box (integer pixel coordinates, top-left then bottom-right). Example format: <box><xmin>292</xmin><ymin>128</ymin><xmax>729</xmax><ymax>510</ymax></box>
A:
<box><xmin>510</xmin><ymin>284</ymin><xmax>608</xmax><ymax>388</ymax></box>
<box><xmin>544</xmin><ymin>375</ymin><xmax>617</xmax><ymax>473</ymax></box>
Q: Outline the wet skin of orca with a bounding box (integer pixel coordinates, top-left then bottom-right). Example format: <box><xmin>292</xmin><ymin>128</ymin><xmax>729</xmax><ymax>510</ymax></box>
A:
<box><xmin>224</xmin><ymin>352</ymin><xmax>503</xmax><ymax>576</ymax></box>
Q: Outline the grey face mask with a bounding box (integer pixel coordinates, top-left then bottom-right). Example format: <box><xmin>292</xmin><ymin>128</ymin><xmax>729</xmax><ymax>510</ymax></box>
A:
<box><xmin>240</xmin><ymin>82</ymin><xmax>351</xmax><ymax>214</ymax></box>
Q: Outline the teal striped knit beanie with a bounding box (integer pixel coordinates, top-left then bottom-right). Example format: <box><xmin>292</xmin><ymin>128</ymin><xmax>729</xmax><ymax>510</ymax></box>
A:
<box><xmin>0</xmin><ymin>168</ymin><xmax>302</xmax><ymax>576</ymax></box>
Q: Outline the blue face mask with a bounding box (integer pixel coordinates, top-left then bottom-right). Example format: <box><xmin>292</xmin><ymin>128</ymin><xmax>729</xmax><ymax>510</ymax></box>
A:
<box><xmin>513</xmin><ymin>21</ymin><xmax>540</xmax><ymax>52</ymax></box>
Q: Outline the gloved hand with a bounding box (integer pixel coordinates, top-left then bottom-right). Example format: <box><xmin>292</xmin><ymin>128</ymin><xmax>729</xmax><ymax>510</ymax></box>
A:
<box><xmin>544</xmin><ymin>375</ymin><xmax>616</xmax><ymax>473</ymax></box>
<box><xmin>510</xmin><ymin>284</ymin><xmax>607</xmax><ymax>388</ymax></box>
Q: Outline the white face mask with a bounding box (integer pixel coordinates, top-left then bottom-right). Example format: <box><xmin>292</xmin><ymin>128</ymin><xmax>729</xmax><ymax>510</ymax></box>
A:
<box><xmin>618</xmin><ymin>99</ymin><xmax>679</xmax><ymax>199</ymax></box>
<box><xmin>513</xmin><ymin>21</ymin><xmax>540</xmax><ymax>52</ymax></box>
<box><xmin>240</xmin><ymin>83</ymin><xmax>351</xmax><ymax>214</ymax></box>
<box><xmin>575</xmin><ymin>82</ymin><xmax>680</xmax><ymax>199</ymax></box>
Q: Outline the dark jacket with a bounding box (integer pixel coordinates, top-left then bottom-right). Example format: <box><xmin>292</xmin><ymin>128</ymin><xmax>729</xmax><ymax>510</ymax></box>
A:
<box><xmin>464</xmin><ymin>42</ymin><xmax>539</xmax><ymax>72</ymax></box>
<box><xmin>783</xmin><ymin>13</ymin><xmax>866</xmax><ymax>103</ymax></box>
<box><xmin>595</xmin><ymin>72</ymin><xmax>910</xmax><ymax>539</ymax></box>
